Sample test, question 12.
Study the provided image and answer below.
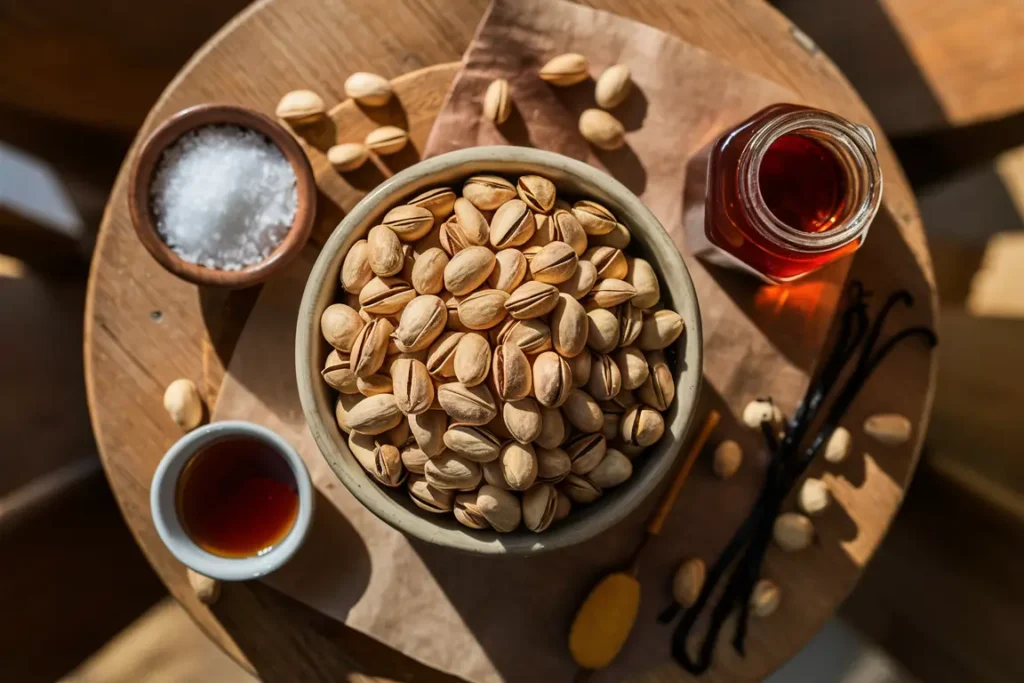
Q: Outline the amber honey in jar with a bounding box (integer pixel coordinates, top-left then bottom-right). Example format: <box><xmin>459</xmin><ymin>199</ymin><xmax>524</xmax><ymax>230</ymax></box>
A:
<box><xmin>684</xmin><ymin>104</ymin><xmax>882</xmax><ymax>283</ymax></box>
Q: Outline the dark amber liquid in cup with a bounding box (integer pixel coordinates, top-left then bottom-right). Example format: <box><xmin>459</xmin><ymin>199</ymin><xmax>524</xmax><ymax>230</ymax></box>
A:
<box><xmin>176</xmin><ymin>437</ymin><xmax>299</xmax><ymax>558</ymax></box>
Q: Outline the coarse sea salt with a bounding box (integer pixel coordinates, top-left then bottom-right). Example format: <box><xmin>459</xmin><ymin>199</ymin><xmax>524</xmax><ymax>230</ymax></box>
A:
<box><xmin>150</xmin><ymin>125</ymin><xmax>297</xmax><ymax>270</ymax></box>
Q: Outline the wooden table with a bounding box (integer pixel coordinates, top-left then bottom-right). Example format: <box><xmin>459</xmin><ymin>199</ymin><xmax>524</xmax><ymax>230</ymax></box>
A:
<box><xmin>84</xmin><ymin>0</ymin><xmax>937</xmax><ymax>680</ymax></box>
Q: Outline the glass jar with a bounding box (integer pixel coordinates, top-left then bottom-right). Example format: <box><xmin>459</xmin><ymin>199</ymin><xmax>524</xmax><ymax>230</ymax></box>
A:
<box><xmin>684</xmin><ymin>104</ymin><xmax>882</xmax><ymax>283</ymax></box>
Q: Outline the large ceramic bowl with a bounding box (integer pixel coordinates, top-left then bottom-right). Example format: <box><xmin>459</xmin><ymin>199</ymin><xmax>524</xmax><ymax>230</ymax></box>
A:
<box><xmin>296</xmin><ymin>147</ymin><xmax>702</xmax><ymax>555</ymax></box>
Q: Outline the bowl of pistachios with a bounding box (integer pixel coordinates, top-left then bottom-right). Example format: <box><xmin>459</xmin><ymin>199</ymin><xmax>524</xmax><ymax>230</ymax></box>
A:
<box><xmin>296</xmin><ymin>146</ymin><xmax>702</xmax><ymax>555</ymax></box>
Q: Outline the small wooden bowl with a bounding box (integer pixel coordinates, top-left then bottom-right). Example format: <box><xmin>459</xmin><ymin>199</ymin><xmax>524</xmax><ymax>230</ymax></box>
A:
<box><xmin>129</xmin><ymin>104</ymin><xmax>316</xmax><ymax>288</ymax></box>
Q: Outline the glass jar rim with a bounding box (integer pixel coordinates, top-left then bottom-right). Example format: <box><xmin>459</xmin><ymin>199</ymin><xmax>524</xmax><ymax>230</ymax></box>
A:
<box><xmin>738</xmin><ymin>109</ymin><xmax>883</xmax><ymax>253</ymax></box>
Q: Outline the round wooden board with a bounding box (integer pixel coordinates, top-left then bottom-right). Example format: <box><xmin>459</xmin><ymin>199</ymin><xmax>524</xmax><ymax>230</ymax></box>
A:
<box><xmin>84</xmin><ymin>0</ymin><xmax>938</xmax><ymax>681</ymax></box>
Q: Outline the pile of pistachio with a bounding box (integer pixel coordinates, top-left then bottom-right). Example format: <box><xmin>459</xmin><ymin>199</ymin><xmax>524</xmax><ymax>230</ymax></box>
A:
<box><xmin>320</xmin><ymin>173</ymin><xmax>684</xmax><ymax>533</ymax></box>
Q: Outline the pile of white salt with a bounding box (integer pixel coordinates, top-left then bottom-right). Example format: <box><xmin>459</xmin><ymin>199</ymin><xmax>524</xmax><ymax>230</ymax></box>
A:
<box><xmin>150</xmin><ymin>125</ymin><xmax>297</xmax><ymax>270</ymax></box>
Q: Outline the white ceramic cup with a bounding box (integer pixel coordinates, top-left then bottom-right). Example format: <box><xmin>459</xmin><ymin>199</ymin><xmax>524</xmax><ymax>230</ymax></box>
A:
<box><xmin>150</xmin><ymin>420</ymin><xmax>314</xmax><ymax>581</ymax></box>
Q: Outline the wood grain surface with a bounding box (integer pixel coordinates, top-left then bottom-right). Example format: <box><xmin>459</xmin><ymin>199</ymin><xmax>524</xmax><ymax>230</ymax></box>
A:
<box><xmin>84</xmin><ymin>0</ymin><xmax>937</xmax><ymax>680</ymax></box>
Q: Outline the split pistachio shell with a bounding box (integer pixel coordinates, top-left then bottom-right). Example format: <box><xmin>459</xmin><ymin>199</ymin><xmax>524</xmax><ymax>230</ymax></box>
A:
<box><xmin>798</xmin><ymin>478</ymin><xmax>831</xmax><ymax>516</ymax></box>
<box><xmin>483</xmin><ymin>78</ymin><xmax>512</xmax><ymax>124</ymax></box>
<box><xmin>488</xmin><ymin>248</ymin><xmax>528</xmax><ymax>292</ymax></box>
<box><xmin>506</xmin><ymin>280</ymin><xmax>560</xmax><ymax>319</ymax></box>
<box><xmin>618</xmin><ymin>302</ymin><xmax>643</xmax><ymax>347</ymax></box>
<box><xmin>400</xmin><ymin>443</ymin><xmax>430</xmax><ymax>474</ymax></box>
<box><xmin>626</xmin><ymin>258</ymin><xmax>660</xmax><ymax>309</ymax></box>
<box><xmin>334</xmin><ymin>393</ymin><xmax>362</xmax><ymax>432</ymax></box>
<box><xmin>751</xmin><ymin>579</ymin><xmax>781</xmax><ymax>617</ymax></box>
<box><xmin>392</xmin><ymin>295</ymin><xmax>447</xmax><ymax>352</ymax></box>
<box><xmin>346</xmin><ymin>394</ymin><xmax>403</xmax><ymax>435</ymax></box>
<box><xmin>499</xmin><ymin>441</ymin><xmax>538</xmax><ymax>491</ymax></box>
<box><xmin>863</xmin><ymin>413</ymin><xmax>912</xmax><ymax>445</ymax></box>
<box><xmin>590</xmin><ymin>222</ymin><xmax>631</xmax><ymax>249</ymax></box>
<box><xmin>382</xmin><ymin>205</ymin><xmax>434</xmax><ymax>242</ymax></box>
<box><xmin>453</xmin><ymin>332</ymin><xmax>491</xmax><ymax>386</ymax></box>
<box><xmin>620</xmin><ymin>404</ymin><xmax>664</xmax><ymax>446</ymax></box>
<box><xmin>349</xmin><ymin>432</ymin><xmax>405</xmax><ymax>486</ymax></box>
<box><xmin>163</xmin><ymin>378</ymin><xmax>203</xmax><ymax>431</ymax></box>
<box><xmin>517</xmin><ymin>175</ymin><xmax>557</xmax><ymax>213</ymax></box>
<box><xmin>550</xmin><ymin>293</ymin><xmax>588</xmax><ymax>357</ymax></box>
<box><xmin>533</xmin><ymin>351</ymin><xmax>573</xmax><ymax>408</ymax></box>
<box><xmin>588</xmin><ymin>354</ymin><xmax>622</xmax><ymax>401</ymax></box>
<box><xmin>408</xmin><ymin>475</ymin><xmax>454</xmax><ymax>513</ymax></box>
<box><xmin>537</xmin><ymin>407</ymin><xmax>567</xmax><ymax>449</ymax></box>
<box><xmin>712</xmin><ymin>440</ymin><xmax>742</xmax><ymax>479</ymax></box>
<box><xmin>477</xmin><ymin>484</ymin><xmax>521</xmax><ymax>531</ymax></box>
<box><xmin>824</xmin><ymin>426</ymin><xmax>851</xmax><ymax>463</ymax></box>
<box><xmin>561</xmin><ymin>473</ymin><xmax>602</xmax><ymax>504</ymax></box>
<box><xmin>492</xmin><ymin>341</ymin><xmax>532</xmax><ymax>401</ymax></box>
<box><xmin>436</xmin><ymin>382</ymin><xmax>498</xmax><ymax>425</ymax></box>
<box><xmin>458</xmin><ymin>289</ymin><xmax>509</xmax><ymax>330</ymax></box>
<box><xmin>320</xmin><ymin>304</ymin><xmax>362</xmax><ymax>352</ymax></box>
<box><xmin>443</xmin><ymin>424</ymin><xmax>501</xmax><ymax>462</ymax></box>
<box><xmin>444</xmin><ymin>246</ymin><xmax>496</xmax><ymax>295</ymax></box>
<box><xmin>463</xmin><ymin>175</ymin><xmax>516</xmax><ymax>210</ymax></box>
<box><xmin>490</xmin><ymin>199</ymin><xmax>536</xmax><ymax>249</ymax></box>
<box><xmin>583</xmin><ymin>246</ymin><xmax>628</xmax><ymax>279</ymax></box>
<box><xmin>595</xmin><ymin>64</ymin><xmax>632</xmax><ymax>109</ymax></box>
<box><xmin>742</xmin><ymin>398</ymin><xmax>785</xmax><ymax>430</ymax></box>
<box><xmin>390</xmin><ymin>357</ymin><xmax>434</xmax><ymax>415</ymax></box>
<box><xmin>365</xmin><ymin>126</ymin><xmax>408</xmax><ymax>155</ymax></box>
<box><xmin>589</xmin><ymin>279</ymin><xmax>637</xmax><ymax>308</ymax></box>
<box><xmin>558</xmin><ymin>260</ymin><xmax>598</xmax><ymax>300</ymax></box>
<box><xmin>344</xmin><ymin>71</ymin><xmax>393</xmax><ymax>106</ymax></box>
<box><xmin>504</xmin><ymin>397</ymin><xmax>543</xmax><ymax>444</ymax></box>
<box><xmin>350</xmin><ymin>318</ymin><xmax>394</xmax><ymax>377</ymax></box>
<box><xmin>327</xmin><ymin>143</ymin><xmax>368</xmax><ymax>172</ymax></box>
<box><xmin>452</xmin><ymin>197</ymin><xmax>490</xmax><ymax>246</ymax></box>
<box><xmin>566</xmin><ymin>433</ymin><xmax>607</xmax><ymax>475</ymax></box>
<box><xmin>454</xmin><ymin>491</ymin><xmax>489</xmax><ymax>529</ymax></box>
<box><xmin>408</xmin><ymin>410</ymin><xmax>447</xmax><ymax>456</ymax></box>
<box><xmin>586</xmin><ymin>308</ymin><xmax>620</xmax><ymax>354</ymax></box>
<box><xmin>573</xmin><ymin>200</ymin><xmax>617</xmax><ymax>236</ymax></box>
<box><xmin>562</xmin><ymin>389</ymin><xmax>603</xmax><ymax>433</ymax></box>
<box><xmin>426</xmin><ymin>330</ymin><xmax>464</xmax><ymax>378</ymax></box>
<box><xmin>567</xmin><ymin>350</ymin><xmax>593</xmax><ymax>388</ymax></box>
<box><xmin>523</xmin><ymin>483</ymin><xmax>558</xmax><ymax>532</ymax></box>
<box><xmin>323</xmin><ymin>350</ymin><xmax>358</xmax><ymax>393</ymax></box>
<box><xmin>539</xmin><ymin>53</ymin><xmax>589</xmax><ymax>86</ymax></box>
<box><xmin>672</xmin><ymin>558</ymin><xmax>706</xmax><ymax>608</ymax></box>
<box><xmin>276</xmin><ymin>89</ymin><xmax>325</xmax><ymax>124</ymax></box>
<box><xmin>552</xmin><ymin>209</ymin><xmax>588</xmax><ymax>256</ymax></box>
<box><xmin>356</xmin><ymin>374</ymin><xmax>392</xmax><ymax>396</ymax></box>
<box><xmin>411</xmin><ymin>247</ymin><xmax>448</xmax><ymax>295</ymax></box>
<box><xmin>579</xmin><ymin>109</ymin><xmax>625</xmax><ymax>150</ymax></box>
<box><xmin>586</xmin><ymin>448</ymin><xmax>632</xmax><ymax>488</ymax></box>
<box><xmin>494</xmin><ymin>318</ymin><xmax>552</xmax><ymax>354</ymax></box>
<box><xmin>555</xmin><ymin>491</ymin><xmax>572</xmax><ymax>520</ymax></box>
<box><xmin>773</xmin><ymin>512</ymin><xmax>814</xmax><ymax>551</ymax></box>
<box><xmin>638</xmin><ymin>310</ymin><xmax>684</xmax><ymax>350</ymax></box>
<box><xmin>409</xmin><ymin>187</ymin><xmax>456</xmax><ymax>221</ymax></box>
<box><xmin>536</xmin><ymin>447</ymin><xmax>572</xmax><ymax>483</ymax></box>
<box><xmin>341</xmin><ymin>240</ymin><xmax>372</xmax><ymax>293</ymax></box>
<box><xmin>367</xmin><ymin>225</ymin><xmax>404</xmax><ymax>277</ymax></box>
<box><xmin>425</xmin><ymin>451</ymin><xmax>482</xmax><ymax>491</ymax></box>
<box><xmin>530</xmin><ymin>241</ymin><xmax>578</xmax><ymax>284</ymax></box>
<box><xmin>615</xmin><ymin>346</ymin><xmax>649</xmax><ymax>391</ymax></box>
<box><xmin>359</xmin><ymin>276</ymin><xmax>415</xmax><ymax>314</ymax></box>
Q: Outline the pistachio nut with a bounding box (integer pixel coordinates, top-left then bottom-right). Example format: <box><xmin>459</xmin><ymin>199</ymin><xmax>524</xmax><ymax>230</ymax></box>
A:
<box><xmin>424</xmin><ymin>451</ymin><xmax>482</xmax><ymax>491</ymax></box>
<box><xmin>506</xmin><ymin>280</ymin><xmax>559</xmax><ymax>319</ymax></box>
<box><xmin>444</xmin><ymin>245</ymin><xmax>496</xmax><ymax>295</ymax></box>
<box><xmin>601</xmin><ymin>413</ymin><xmax>619</xmax><ymax>441</ymax></box>
<box><xmin>625</xmin><ymin>258</ymin><xmax>660</xmax><ymax>309</ymax></box>
<box><xmin>341</xmin><ymin>239</ymin><xmax>373</xmax><ymax>294</ymax></box>
<box><xmin>863</xmin><ymin>413</ymin><xmax>912</xmax><ymax>446</ymax></box>
<box><xmin>276</xmin><ymin>89</ymin><xmax>325</xmax><ymax>124</ymax></box>
<box><xmin>163</xmin><ymin>378</ymin><xmax>202</xmax><ymax>431</ymax></box>
<box><xmin>367</xmin><ymin>225</ymin><xmax>404</xmax><ymax>277</ymax></box>
<box><xmin>425</xmin><ymin>330</ymin><xmax>464</xmax><ymax>378</ymax></box>
<box><xmin>436</xmin><ymin>382</ymin><xmax>498</xmax><ymax>425</ymax></box>
<box><xmin>453</xmin><ymin>332</ymin><xmax>491</xmax><ymax>386</ymax></box>
<box><xmin>613</xmin><ymin>439</ymin><xmax>645</xmax><ymax>459</ymax></box>
<box><xmin>499</xmin><ymin>441</ymin><xmax>538</xmax><ymax>491</ymax></box>
<box><xmin>589</xmin><ymin>222</ymin><xmax>631</xmax><ymax>249</ymax></box>
<box><xmin>476</xmin><ymin>484</ymin><xmax>521</xmax><ymax>532</ymax></box>
<box><xmin>561</xmin><ymin>473</ymin><xmax>602</xmax><ymax>504</ymax></box>
<box><xmin>408</xmin><ymin>187</ymin><xmax>456</xmax><ymax>222</ymax></box>
<box><xmin>751</xmin><ymin>579</ymin><xmax>781</xmax><ymax>617</ymax></box>
<box><xmin>492</xmin><ymin>341</ymin><xmax>532</xmax><ymax>401</ymax></box>
<box><xmin>586</xmin><ymin>448</ymin><xmax>632</xmax><ymax>488</ymax></box>
<box><xmin>408</xmin><ymin>410</ymin><xmax>447</xmax><ymax>457</ymax></box>
<box><xmin>382</xmin><ymin>205</ymin><xmax>434</xmax><ymax>242</ymax></box>
<box><xmin>588</xmin><ymin>279</ymin><xmax>637</xmax><ymax>308</ymax></box>
<box><xmin>824</xmin><ymin>426</ymin><xmax>851</xmax><ymax>464</ymax></box>
<box><xmin>552</xmin><ymin>209</ymin><xmax>588</xmax><ymax>256</ymax></box>
<box><xmin>614</xmin><ymin>346</ymin><xmax>649</xmax><ymax>391</ymax></box>
<box><xmin>579</xmin><ymin>108</ymin><xmax>625</xmax><ymax>151</ymax></box>
<box><xmin>390</xmin><ymin>357</ymin><xmax>434</xmax><ymax>415</ymax></box>
<box><xmin>638</xmin><ymin>350</ymin><xmax>674</xmax><ymax>410</ymax></box>
<box><xmin>620</xmin><ymin>404</ymin><xmax>665</xmax><ymax>446</ymax></box>
<box><xmin>494</xmin><ymin>318</ymin><xmax>552</xmax><ymax>354</ymax></box>
<box><xmin>532</xmin><ymin>351</ymin><xmax>573</xmax><ymax>408</ymax></box>
<box><xmin>539</xmin><ymin>53</ymin><xmax>589</xmax><ymax>86</ymax></box>
<box><xmin>637</xmin><ymin>310</ymin><xmax>684</xmax><ymax>350</ymax></box>
<box><xmin>356</xmin><ymin>373</ymin><xmax>393</xmax><ymax>397</ymax></box>
<box><xmin>364</xmin><ymin>125</ymin><xmax>408</xmax><ymax>155</ymax></box>
<box><xmin>516</xmin><ymin>175</ymin><xmax>557</xmax><ymax>213</ymax></box>
<box><xmin>350</xmin><ymin>318</ymin><xmax>394</xmax><ymax>377</ymax></box>
<box><xmin>327</xmin><ymin>142</ymin><xmax>368</xmax><ymax>172</ymax></box>
<box><xmin>481</xmin><ymin>457</ymin><xmax>511</xmax><ymax>490</ymax></box>
<box><xmin>557</xmin><ymin>260</ymin><xmax>597</xmax><ymax>300</ymax></box>
<box><xmin>323</xmin><ymin>350</ymin><xmax>359</xmax><ymax>393</ymax></box>
<box><xmin>383</xmin><ymin>416</ymin><xmax>410</xmax><ymax>446</ymax></box>
<box><xmin>773</xmin><ymin>512</ymin><xmax>814</xmax><ymax>551</ymax></box>
<box><xmin>411</xmin><ymin>247</ymin><xmax>448</xmax><ymax>295</ymax></box>
<box><xmin>407</xmin><ymin>474</ymin><xmax>454</xmax><ymax>513</ymax></box>
<box><xmin>529</xmin><ymin>241</ymin><xmax>578</xmax><ymax>284</ymax></box>
<box><xmin>487</xmin><ymin>248</ymin><xmax>528</xmax><ymax>292</ymax></box>
<box><xmin>504</xmin><ymin>397</ymin><xmax>542</xmax><ymax>444</ymax></box>
<box><xmin>334</xmin><ymin>393</ymin><xmax>361</xmax><ymax>433</ymax></box>
<box><xmin>567</xmin><ymin>349</ymin><xmax>593</xmax><ymax>388</ymax></box>
<box><xmin>346</xmin><ymin>394</ymin><xmax>403</xmax><ymax>435</ymax></box>
<box><xmin>349</xmin><ymin>432</ymin><xmax>405</xmax><ymax>487</ymax></box>
<box><xmin>400</xmin><ymin>443</ymin><xmax>430</xmax><ymax>475</ymax></box>
<box><xmin>587</xmin><ymin>354</ymin><xmax>623</xmax><ymax>401</ymax></box>
<box><xmin>463</xmin><ymin>175</ymin><xmax>516</xmax><ymax>211</ymax></box>
<box><xmin>742</xmin><ymin>398</ymin><xmax>785</xmax><ymax>430</ymax></box>
<box><xmin>672</xmin><ymin>558</ymin><xmax>706</xmax><ymax>609</ymax></box>
<box><xmin>489</xmin><ymin>199</ymin><xmax>536</xmax><ymax>248</ymax></box>
<box><xmin>344</xmin><ymin>71</ymin><xmax>393</xmax><ymax>106</ymax></box>
<box><xmin>562</xmin><ymin>389</ymin><xmax>603</xmax><ymax>433</ymax></box>
<box><xmin>439</xmin><ymin>217</ymin><xmax>469</xmax><ymax>256</ymax></box>
<box><xmin>392</xmin><ymin>294</ymin><xmax>447</xmax><ymax>353</ymax></box>
<box><xmin>583</xmin><ymin>246</ymin><xmax>628</xmax><ymax>279</ymax></box>
<box><xmin>358</xmin><ymin>276</ymin><xmax>415</xmax><ymax>315</ymax></box>
<box><xmin>536</xmin><ymin>447</ymin><xmax>572</xmax><ymax>484</ymax></box>
<box><xmin>572</xmin><ymin>200</ymin><xmax>617</xmax><ymax>236</ymax></box>
<box><xmin>482</xmin><ymin>78</ymin><xmax>512</xmax><ymax>124</ymax></box>
<box><xmin>555</xmin><ymin>491</ymin><xmax>572</xmax><ymax>521</ymax></box>
<box><xmin>537</xmin><ymin>407</ymin><xmax>567</xmax><ymax>449</ymax></box>
<box><xmin>595</xmin><ymin>64</ymin><xmax>632</xmax><ymax>109</ymax></box>
<box><xmin>522</xmin><ymin>483</ymin><xmax>558</xmax><ymax>532</ymax></box>
<box><xmin>617</xmin><ymin>301</ymin><xmax>643</xmax><ymax>347</ymax></box>
<box><xmin>452</xmin><ymin>197</ymin><xmax>490</xmax><ymax>247</ymax></box>
<box><xmin>586</xmin><ymin>308</ymin><xmax>620</xmax><ymax>354</ymax></box>
<box><xmin>457</xmin><ymin>289</ymin><xmax>509</xmax><ymax>330</ymax></box>
<box><xmin>453</xmin><ymin>491</ymin><xmax>490</xmax><ymax>529</ymax></box>
<box><xmin>798</xmin><ymin>478</ymin><xmax>831</xmax><ymax>516</ymax></box>
<box><xmin>443</xmin><ymin>424</ymin><xmax>501</xmax><ymax>462</ymax></box>
<box><xmin>528</xmin><ymin>212</ymin><xmax>556</xmax><ymax>248</ymax></box>
<box><xmin>566</xmin><ymin>433</ymin><xmax>607</xmax><ymax>475</ymax></box>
